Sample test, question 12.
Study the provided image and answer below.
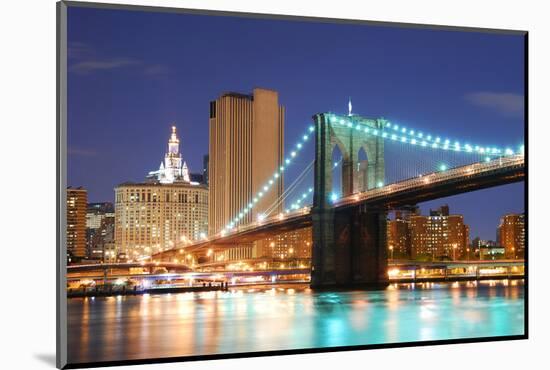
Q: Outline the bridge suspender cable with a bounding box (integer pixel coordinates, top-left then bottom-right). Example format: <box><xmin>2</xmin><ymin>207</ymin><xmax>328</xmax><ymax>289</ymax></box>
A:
<box><xmin>262</xmin><ymin>159</ymin><xmax>315</xmax><ymax>217</ymax></box>
<box><xmin>222</xmin><ymin>124</ymin><xmax>316</xmax><ymax>233</ymax></box>
<box><xmin>222</xmin><ymin>114</ymin><xmax>524</xmax><ymax>235</ymax></box>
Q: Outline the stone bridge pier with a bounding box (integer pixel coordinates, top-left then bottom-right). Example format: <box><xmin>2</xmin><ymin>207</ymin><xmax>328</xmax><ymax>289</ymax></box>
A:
<box><xmin>311</xmin><ymin>113</ymin><xmax>388</xmax><ymax>288</ymax></box>
<box><xmin>311</xmin><ymin>205</ymin><xmax>388</xmax><ymax>287</ymax></box>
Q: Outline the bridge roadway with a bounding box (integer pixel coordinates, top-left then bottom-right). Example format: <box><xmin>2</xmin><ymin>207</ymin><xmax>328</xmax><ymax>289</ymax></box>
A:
<box><xmin>66</xmin><ymin>267</ymin><xmax>310</xmax><ymax>281</ymax></box>
<box><xmin>153</xmin><ymin>155</ymin><xmax>524</xmax><ymax>258</ymax></box>
<box><xmin>66</xmin><ymin>260</ymin><xmax>524</xmax><ymax>281</ymax></box>
<box><xmin>67</xmin><ymin>261</ymin><xmax>193</xmax><ymax>273</ymax></box>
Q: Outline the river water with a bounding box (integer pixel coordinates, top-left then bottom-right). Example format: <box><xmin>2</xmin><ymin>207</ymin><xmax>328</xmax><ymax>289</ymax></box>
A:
<box><xmin>67</xmin><ymin>280</ymin><xmax>524</xmax><ymax>364</ymax></box>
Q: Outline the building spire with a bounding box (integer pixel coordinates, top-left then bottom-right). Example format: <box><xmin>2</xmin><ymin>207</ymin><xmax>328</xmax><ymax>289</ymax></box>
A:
<box><xmin>147</xmin><ymin>124</ymin><xmax>194</xmax><ymax>184</ymax></box>
<box><xmin>168</xmin><ymin>124</ymin><xmax>179</xmax><ymax>155</ymax></box>
<box><xmin>348</xmin><ymin>97</ymin><xmax>353</xmax><ymax>116</ymax></box>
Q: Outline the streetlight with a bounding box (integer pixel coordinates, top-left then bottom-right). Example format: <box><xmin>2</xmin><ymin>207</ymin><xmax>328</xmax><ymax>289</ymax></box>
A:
<box><xmin>511</xmin><ymin>247</ymin><xmax>516</xmax><ymax>260</ymax></box>
<box><xmin>389</xmin><ymin>245</ymin><xmax>394</xmax><ymax>261</ymax></box>
<box><xmin>466</xmin><ymin>247</ymin><xmax>470</xmax><ymax>262</ymax></box>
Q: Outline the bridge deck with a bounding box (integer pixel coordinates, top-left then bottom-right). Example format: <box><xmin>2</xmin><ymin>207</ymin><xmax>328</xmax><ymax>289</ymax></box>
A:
<box><xmin>152</xmin><ymin>155</ymin><xmax>524</xmax><ymax>258</ymax></box>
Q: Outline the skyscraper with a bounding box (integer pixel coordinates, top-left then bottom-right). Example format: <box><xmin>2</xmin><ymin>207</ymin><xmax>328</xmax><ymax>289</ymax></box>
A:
<box><xmin>115</xmin><ymin>126</ymin><xmax>208</xmax><ymax>261</ymax></box>
<box><xmin>498</xmin><ymin>213</ymin><xmax>525</xmax><ymax>259</ymax></box>
<box><xmin>208</xmin><ymin>88</ymin><xmax>285</xmax><ymax>236</ymax></box>
<box><xmin>67</xmin><ymin>187</ymin><xmax>87</xmax><ymax>261</ymax></box>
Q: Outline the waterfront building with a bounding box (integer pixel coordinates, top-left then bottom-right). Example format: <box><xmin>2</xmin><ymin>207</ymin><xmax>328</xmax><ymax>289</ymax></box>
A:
<box><xmin>479</xmin><ymin>245</ymin><xmax>505</xmax><ymax>260</ymax></box>
<box><xmin>387</xmin><ymin>211</ymin><xmax>412</xmax><ymax>259</ymax></box>
<box><xmin>208</xmin><ymin>88</ymin><xmax>284</xmax><ymax>235</ymax></box>
<box><xmin>497</xmin><ymin>213</ymin><xmax>525</xmax><ymax>259</ymax></box>
<box><xmin>114</xmin><ymin>126</ymin><xmax>208</xmax><ymax>261</ymax></box>
<box><xmin>210</xmin><ymin>227</ymin><xmax>312</xmax><ymax>267</ymax></box>
<box><xmin>89</xmin><ymin>216</ymin><xmax>115</xmax><ymax>261</ymax></box>
<box><xmin>409</xmin><ymin>205</ymin><xmax>470</xmax><ymax>260</ymax></box>
<box><xmin>259</xmin><ymin>227</ymin><xmax>312</xmax><ymax>260</ymax></box>
<box><xmin>472</xmin><ymin>237</ymin><xmax>497</xmax><ymax>249</ymax></box>
<box><xmin>67</xmin><ymin>187</ymin><xmax>87</xmax><ymax>260</ymax></box>
<box><xmin>86</xmin><ymin>202</ymin><xmax>114</xmax><ymax>260</ymax></box>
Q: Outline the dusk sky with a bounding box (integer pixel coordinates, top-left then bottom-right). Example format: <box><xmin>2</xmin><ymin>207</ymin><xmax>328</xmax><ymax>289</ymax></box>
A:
<box><xmin>67</xmin><ymin>6</ymin><xmax>525</xmax><ymax>241</ymax></box>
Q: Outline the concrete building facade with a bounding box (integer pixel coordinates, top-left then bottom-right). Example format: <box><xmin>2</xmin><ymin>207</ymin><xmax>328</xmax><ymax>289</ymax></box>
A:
<box><xmin>409</xmin><ymin>205</ymin><xmax>469</xmax><ymax>260</ymax></box>
<box><xmin>114</xmin><ymin>126</ymin><xmax>208</xmax><ymax>261</ymax></box>
<box><xmin>498</xmin><ymin>213</ymin><xmax>525</xmax><ymax>259</ymax></box>
<box><xmin>386</xmin><ymin>211</ymin><xmax>412</xmax><ymax>258</ymax></box>
<box><xmin>67</xmin><ymin>187</ymin><xmax>88</xmax><ymax>260</ymax></box>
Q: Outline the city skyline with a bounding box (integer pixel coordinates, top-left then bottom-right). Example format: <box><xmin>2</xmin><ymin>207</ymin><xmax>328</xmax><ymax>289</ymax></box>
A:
<box><xmin>61</xmin><ymin>4</ymin><xmax>526</xmax><ymax>367</ymax></box>
<box><xmin>67</xmin><ymin>7</ymin><xmax>524</xmax><ymax>241</ymax></box>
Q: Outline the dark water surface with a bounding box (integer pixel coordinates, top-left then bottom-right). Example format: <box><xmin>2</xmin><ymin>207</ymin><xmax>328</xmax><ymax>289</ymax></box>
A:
<box><xmin>67</xmin><ymin>280</ymin><xmax>524</xmax><ymax>364</ymax></box>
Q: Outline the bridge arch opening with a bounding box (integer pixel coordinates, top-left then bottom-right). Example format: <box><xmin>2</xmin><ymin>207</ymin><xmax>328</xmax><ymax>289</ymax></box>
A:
<box><xmin>356</xmin><ymin>146</ymin><xmax>369</xmax><ymax>192</ymax></box>
<box><xmin>331</xmin><ymin>144</ymin><xmax>344</xmax><ymax>201</ymax></box>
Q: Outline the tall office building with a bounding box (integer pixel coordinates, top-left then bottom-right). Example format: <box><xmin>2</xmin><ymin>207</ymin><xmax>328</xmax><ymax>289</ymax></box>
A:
<box><xmin>498</xmin><ymin>213</ymin><xmax>525</xmax><ymax>259</ymax></box>
<box><xmin>115</xmin><ymin>126</ymin><xmax>208</xmax><ymax>261</ymax></box>
<box><xmin>409</xmin><ymin>205</ymin><xmax>470</xmax><ymax>260</ymax></box>
<box><xmin>208</xmin><ymin>88</ymin><xmax>285</xmax><ymax>236</ymax></box>
<box><xmin>203</xmin><ymin>154</ymin><xmax>209</xmax><ymax>185</ymax></box>
<box><xmin>67</xmin><ymin>187</ymin><xmax>87</xmax><ymax>261</ymax></box>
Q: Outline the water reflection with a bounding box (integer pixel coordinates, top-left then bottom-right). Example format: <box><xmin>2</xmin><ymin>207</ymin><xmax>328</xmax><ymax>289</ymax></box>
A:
<box><xmin>68</xmin><ymin>280</ymin><xmax>524</xmax><ymax>364</ymax></box>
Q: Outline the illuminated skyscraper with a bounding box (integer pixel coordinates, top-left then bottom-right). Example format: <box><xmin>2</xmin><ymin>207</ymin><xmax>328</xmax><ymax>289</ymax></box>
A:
<box><xmin>208</xmin><ymin>88</ymin><xmax>285</xmax><ymax>236</ymax></box>
<box><xmin>498</xmin><ymin>213</ymin><xmax>525</xmax><ymax>259</ymax></box>
<box><xmin>67</xmin><ymin>187</ymin><xmax>87</xmax><ymax>261</ymax></box>
<box><xmin>115</xmin><ymin>126</ymin><xmax>208</xmax><ymax>260</ymax></box>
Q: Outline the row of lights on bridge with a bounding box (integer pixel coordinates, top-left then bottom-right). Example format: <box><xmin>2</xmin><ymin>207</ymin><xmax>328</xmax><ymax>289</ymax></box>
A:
<box><xmin>221</xmin><ymin>125</ymin><xmax>316</xmax><ymax>235</ymax></box>
<box><xmin>327</xmin><ymin>114</ymin><xmax>523</xmax><ymax>157</ymax></box>
<box><xmin>220</xmin><ymin>114</ymin><xmax>524</xmax><ymax>235</ymax></box>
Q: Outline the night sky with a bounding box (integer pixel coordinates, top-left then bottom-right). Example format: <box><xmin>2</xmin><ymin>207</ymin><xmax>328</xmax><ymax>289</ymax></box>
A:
<box><xmin>67</xmin><ymin>6</ymin><xmax>525</xmax><ymax>241</ymax></box>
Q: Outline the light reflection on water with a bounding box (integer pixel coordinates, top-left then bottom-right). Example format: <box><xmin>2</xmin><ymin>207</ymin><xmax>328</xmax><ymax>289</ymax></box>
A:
<box><xmin>67</xmin><ymin>280</ymin><xmax>524</xmax><ymax>364</ymax></box>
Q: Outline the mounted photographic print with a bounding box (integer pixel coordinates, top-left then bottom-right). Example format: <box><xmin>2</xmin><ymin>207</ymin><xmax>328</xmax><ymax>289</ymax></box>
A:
<box><xmin>56</xmin><ymin>1</ymin><xmax>527</xmax><ymax>368</ymax></box>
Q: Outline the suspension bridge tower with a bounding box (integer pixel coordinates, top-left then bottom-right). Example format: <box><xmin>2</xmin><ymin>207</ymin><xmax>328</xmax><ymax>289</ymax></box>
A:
<box><xmin>311</xmin><ymin>113</ymin><xmax>389</xmax><ymax>287</ymax></box>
